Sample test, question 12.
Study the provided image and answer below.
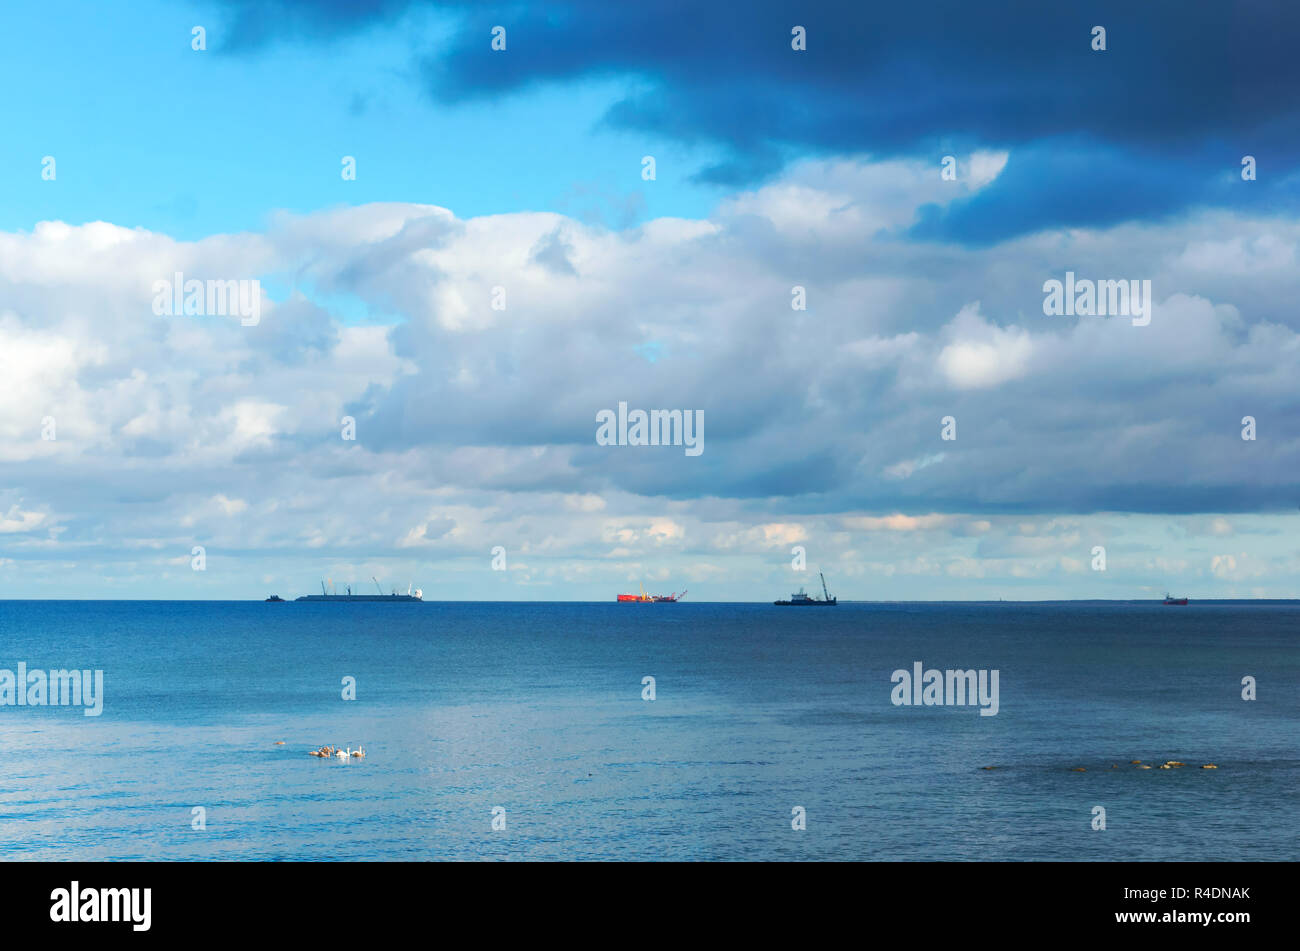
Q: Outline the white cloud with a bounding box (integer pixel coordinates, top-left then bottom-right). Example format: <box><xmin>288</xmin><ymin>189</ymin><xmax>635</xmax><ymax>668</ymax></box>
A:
<box><xmin>937</xmin><ymin>303</ymin><xmax>1034</xmax><ymax>389</ymax></box>
<box><xmin>0</xmin><ymin>504</ymin><xmax>47</xmax><ymax>534</ymax></box>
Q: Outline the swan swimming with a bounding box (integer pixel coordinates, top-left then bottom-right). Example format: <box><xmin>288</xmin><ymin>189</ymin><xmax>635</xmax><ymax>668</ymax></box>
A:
<box><xmin>306</xmin><ymin>743</ymin><xmax>364</xmax><ymax>759</ymax></box>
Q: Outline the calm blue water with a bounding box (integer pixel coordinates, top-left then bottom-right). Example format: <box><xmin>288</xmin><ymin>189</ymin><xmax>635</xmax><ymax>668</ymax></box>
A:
<box><xmin>0</xmin><ymin>601</ymin><xmax>1295</xmax><ymax>861</ymax></box>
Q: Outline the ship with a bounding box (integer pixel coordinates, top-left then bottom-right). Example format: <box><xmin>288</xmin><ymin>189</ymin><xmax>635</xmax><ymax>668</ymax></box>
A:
<box><xmin>294</xmin><ymin>578</ymin><xmax>423</xmax><ymax>602</ymax></box>
<box><xmin>775</xmin><ymin>571</ymin><xmax>837</xmax><ymax>606</ymax></box>
<box><xmin>616</xmin><ymin>584</ymin><xmax>686</xmax><ymax>603</ymax></box>
<box><xmin>1162</xmin><ymin>593</ymin><xmax>1189</xmax><ymax>605</ymax></box>
<box><xmin>265</xmin><ymin>594</ymin><xmax>284</xmax><ymax>602</ymax></box>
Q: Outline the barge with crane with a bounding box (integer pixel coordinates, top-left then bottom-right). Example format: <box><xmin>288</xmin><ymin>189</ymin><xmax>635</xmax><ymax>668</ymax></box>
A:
<box><xmin>775</xmin><ymin>571</ymin><xmax>837</xmax><ymax>606</ymax></box>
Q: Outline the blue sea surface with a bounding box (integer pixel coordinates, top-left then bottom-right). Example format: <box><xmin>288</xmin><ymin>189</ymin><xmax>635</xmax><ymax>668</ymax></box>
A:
<box><xmin>0</xmin><ymin>600</ymin><xmax>1295</xmax><ymax>861</ymax></box>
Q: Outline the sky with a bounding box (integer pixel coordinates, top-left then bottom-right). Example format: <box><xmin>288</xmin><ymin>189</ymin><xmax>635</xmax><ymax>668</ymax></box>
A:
<box><xmin>1</xmin><ymin>0</ymin><xmax>1299</xmax><ymax>600</ymax></box>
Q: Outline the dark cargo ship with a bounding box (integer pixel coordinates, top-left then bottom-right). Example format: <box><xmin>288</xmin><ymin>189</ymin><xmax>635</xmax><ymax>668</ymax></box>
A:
<box><xmin>775</xmin><ymin>571</ymin><xmax>837</xmax><ymax>606</ymax></box>
<box><xmin>293</xmin><ymin>578</ymin><xmax>423</xmax><ymax>602</ymax></box>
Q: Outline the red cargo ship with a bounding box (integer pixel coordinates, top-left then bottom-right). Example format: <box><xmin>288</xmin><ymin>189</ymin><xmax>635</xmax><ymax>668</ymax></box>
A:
<box><xmin>616</xmin><ymin>585</ymin><xmax>686</xmax><ymax>602</ymax></box>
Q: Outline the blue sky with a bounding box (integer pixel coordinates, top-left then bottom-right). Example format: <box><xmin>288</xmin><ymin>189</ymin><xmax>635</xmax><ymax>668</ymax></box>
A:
<box><xmin>1</xmin><ymin>1</ymin><xmax>1299</xmax><ymax>599</ymax></box>
<box><xmin>0</xmin><ymin>1</ymin><xmax>721</xmax><ymax>239</ymax></box>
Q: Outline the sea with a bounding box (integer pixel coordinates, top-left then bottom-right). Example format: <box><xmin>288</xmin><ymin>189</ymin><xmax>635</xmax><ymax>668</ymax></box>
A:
<box><xmin>0</xmin><ymin>600</ymin><xmax>1295</xmax><ymax>861</ymax></box>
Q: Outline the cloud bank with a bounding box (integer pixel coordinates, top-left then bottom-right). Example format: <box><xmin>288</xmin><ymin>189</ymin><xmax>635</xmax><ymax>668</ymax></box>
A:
<box><xmin>2</xmin><ymin>152</ymin><xmax>1298</xmax><ymax>597</ymax></box>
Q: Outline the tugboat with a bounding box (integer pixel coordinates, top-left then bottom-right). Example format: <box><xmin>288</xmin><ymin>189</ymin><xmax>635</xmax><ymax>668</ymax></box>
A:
<box><xmin>265</xmin><ymin>594</ymin><xmax>284</xmax><ymax>602</ymax></box>
<box><xmin>1162</xmin><ymin>593</ymin><xmax>1189</xmax><ymax>605</ymax></box>
<box><xmin>775</xmin><ymin>571</ymin><xmax>837</xmax><ymax>606</ymax></box>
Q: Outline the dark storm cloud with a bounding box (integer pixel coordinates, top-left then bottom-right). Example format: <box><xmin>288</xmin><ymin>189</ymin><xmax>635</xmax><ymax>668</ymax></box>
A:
<box><xmin>908</xmin><ymin>142</ymin><xmax>1216</xmax><ymax>244</ymax></box>
<box><xmin>211</xmin><ymin>1</ymin><xmax>1300</xmax><ymax>236</ymax></box>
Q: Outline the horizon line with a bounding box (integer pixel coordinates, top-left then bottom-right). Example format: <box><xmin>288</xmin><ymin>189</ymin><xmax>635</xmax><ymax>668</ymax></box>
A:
<box><xmin>0</xmin><ymin>597</ymin><xmax>1297</xmax><ymax>604</ymax></box>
